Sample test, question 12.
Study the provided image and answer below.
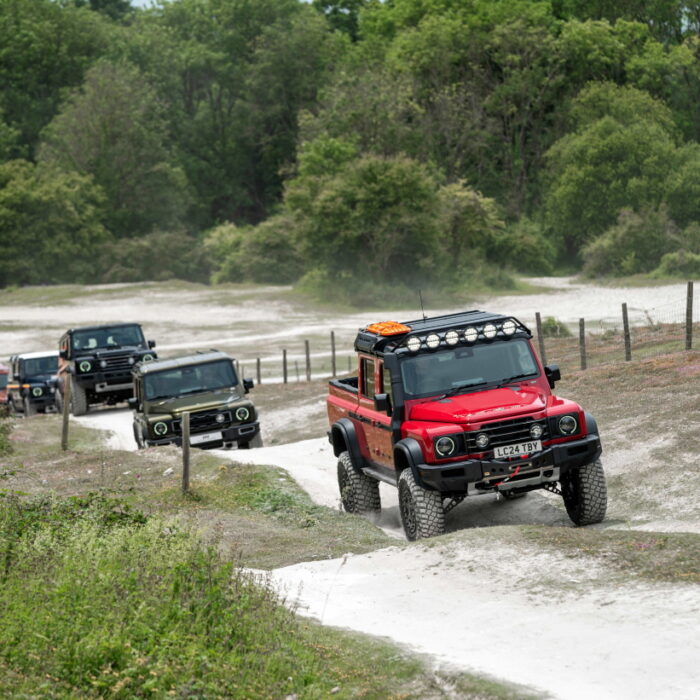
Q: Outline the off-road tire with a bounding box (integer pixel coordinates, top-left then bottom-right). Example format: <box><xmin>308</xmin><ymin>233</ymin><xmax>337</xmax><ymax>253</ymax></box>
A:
<box><xmin>23</xmin><ymin>397</ymin><xmax>36</xmax><ymax>417</ymax></box>
<box><xmin>70</xmin><ymin>377</ymin><xmax>88</xmax><ymax>416</ymax></box>
<box><xmin>561</xmin><ymin>459</ymin><xmax>607</xmax><ymax>526</ymax></box>
<box><xmin>337</xmin><ymin>451</ymin><xmax>380</xmax><ymax>515</ymax></box>
<box><xmin>133</xmin><ymin>422</ymin><xmax>145</xmax><ymax>450</ymax></box>
<box><xmin>398</xmin><ymin>469</ymin><xmax>445</xmax><ymax>541</ymax></box>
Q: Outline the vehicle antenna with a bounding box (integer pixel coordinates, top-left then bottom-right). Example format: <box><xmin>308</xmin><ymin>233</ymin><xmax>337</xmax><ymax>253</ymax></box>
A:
<box><xmin>419</xmin><ymin>290</ymin><xmax>427</xmax><ymax>320</ymax></box>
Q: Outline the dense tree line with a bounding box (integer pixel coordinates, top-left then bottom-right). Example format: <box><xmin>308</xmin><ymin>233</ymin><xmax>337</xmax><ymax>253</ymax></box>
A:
<box><xmin>2</xmin><ymin>0</ymin><xmax>700</xmax><ymax>297</ymax></box>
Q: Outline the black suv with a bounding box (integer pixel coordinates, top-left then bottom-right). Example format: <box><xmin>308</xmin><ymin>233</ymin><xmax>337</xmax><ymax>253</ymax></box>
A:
<box><xmin>58</xmin><ymin>323</ymin><xmax>157</xmax><ymax>415</ymax></box>
<box><xmin>7</xmin><ymin>352</ymin><xmax>59</xmax><ymax>416</ymax></box>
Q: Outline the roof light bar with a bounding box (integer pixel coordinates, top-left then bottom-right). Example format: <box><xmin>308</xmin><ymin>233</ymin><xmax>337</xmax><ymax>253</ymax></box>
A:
<box><xmin>403</xmin><ymin>319</ymin><xmax>523</xmax><ymax>352</ymax></box>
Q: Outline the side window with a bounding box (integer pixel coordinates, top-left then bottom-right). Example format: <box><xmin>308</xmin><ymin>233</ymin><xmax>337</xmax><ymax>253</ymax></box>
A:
<box><xmin>361</xmin><ymin>357</ymin><xmax>375</xmax><ymax>397</ymax></box>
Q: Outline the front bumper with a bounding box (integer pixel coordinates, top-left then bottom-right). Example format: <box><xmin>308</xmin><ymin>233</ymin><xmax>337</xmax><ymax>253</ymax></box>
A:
<box><xmin>416</xmin><ymin>434</ymin><xmax>602</xmax><ymax>494</ymax></box>
<box><xmin>146</xmin><ymin>421</ymin><xmax>260</xmax><ymax>449</ymax></box>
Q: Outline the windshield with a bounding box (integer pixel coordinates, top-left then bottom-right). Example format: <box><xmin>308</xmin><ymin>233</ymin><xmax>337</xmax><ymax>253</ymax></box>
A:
<box><xmin>400</xmin><ymin>339</ymin><xmax>539</xmax><ymax>398</ymax></box>
<box><xmin>72</xmin><ymin>325</ymin><xmax>145</xmax><ymax>352</ymax></box>
<box><xmin>144</xmin><ymin>360</ymin><xmax>238</xmax><ymax>400</ymax></box>
<box><xmin>23</xmin><ymin>356</ymin><xmax>58</xmax><ymax>377</ymax></box>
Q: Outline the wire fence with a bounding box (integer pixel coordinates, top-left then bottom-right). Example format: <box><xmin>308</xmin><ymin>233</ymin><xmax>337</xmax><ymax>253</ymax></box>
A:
<box><xmin>236</xmin><ymin>282</ymin><xmax>698</xmax><ymax>384</ymax></box>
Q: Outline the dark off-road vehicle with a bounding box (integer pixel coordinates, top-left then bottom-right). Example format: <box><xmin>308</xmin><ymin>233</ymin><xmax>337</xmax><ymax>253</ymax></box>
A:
<box><xmin>0</xmin><ymin>363</ymin><xmax>9</xmax><ymax>415</ymax></box>
<box><xmin>327</xmin><ymin>311</ymin><xmax>606</xmax><ymax>540</ymax></box>
<box><xmin>6</xmin><ymin>352</ymin><xmax>59</xmax><ymax>416</ymax></box>
<box><xmin>58</xmin><ymin>323</ymin><xmax>157</xmax><ymax>416</ymax></box>
<box><xmin>130</xmin><ymin>350</ymin><xmax>262</xmax><ymax>450</ymax></box>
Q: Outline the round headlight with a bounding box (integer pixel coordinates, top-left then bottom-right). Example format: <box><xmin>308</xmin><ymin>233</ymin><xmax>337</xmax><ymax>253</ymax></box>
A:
<box><xmin>153</xmin><ymin>421</ymin><xmax>168</xmax><ymax>436</ymax></box>
<box><xmin>559</xmin><ymin>415</ymin><xmax>578</xmax><ymax>435</ymax></box>
<box><xmin>32</xmin><ymin>387</ymin><xmax>43</xmax><ymax>397</ymax></box>
<box><xmin>79</xmin><ymin>360</ymin><xmax>91</xmax><ymax>373</ymax></box>
<box><xmin>464</xmin><ymin>327</ymin><xmax>478</xmax><ymax>343</ymax></box>
<box><xmin>215</xmin><ymin>413</ymin><xmax>226</xmax><ymax>424</ymax></box>
<box><xmin>445</xmin><ymin>330</ymin><xmax>459</xmax><ymax>346</ymax></box>
<box><xmin>475</xmin><ymin>433</ymin><xmax>490</xmax><ymax>449</ymax></box>
<box><xmin>426</xmin><ymin>333</ymin><xmax>440</xmax><ymax>349</ymax></box>
<box><xmin>406</xmin><ymin>337</ymin><xmax>421</xmax><ymax>352</ymax></box>
<box><xmin>530</xmin><ymin>423</ymin><xmax>544</xmax><ymax>439</ymax></box>
<box><xmin>235</xmin><ymin>406</ymin><xmax>250</xmax><ymax>422</ymax></box>
<box><xmin>502</xmin><ymin>320</ymin><xmax>517</xmax><ymax>336</ymax></box>
<box><xmin>142</xmin><ymin>354</ymin><xmax>154</xmax><ymax>362</ymax></box>
<box><xmin>100</xmin><ymin>359</ymin><xmax>108</xmax><ymax>368</ymax></box>
<box><xmin>435</xmin><ymin>436</ymin><xmax>456</xmax><ymax>457</ymax></box>
<box><xmin>482</xmin><ymin>323</ymin><xmax>497</xmax><ymax>339</ymax></box>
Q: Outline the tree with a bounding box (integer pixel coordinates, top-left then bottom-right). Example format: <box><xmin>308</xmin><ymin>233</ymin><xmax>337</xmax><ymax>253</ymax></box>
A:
<box><xmin>39</xmin><ymin>61</ymin><xmax>190</xmax><ymax>237</ymax></box>
<box><xmin>0</xmin><ymin>160</ymin><xmax>108</xmax><ymax>287</ymax></box>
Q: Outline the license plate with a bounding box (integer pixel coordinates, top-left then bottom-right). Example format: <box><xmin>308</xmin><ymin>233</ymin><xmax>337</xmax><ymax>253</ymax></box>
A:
<box><xmin>494</xmin><ymin>440</ymin><xmax>542</xmax><ymax>459</ymax></box>
<box><xmin>190</xmin><ymin>431</ymin><xmax>222</xmax><ymax>445</ymax></box>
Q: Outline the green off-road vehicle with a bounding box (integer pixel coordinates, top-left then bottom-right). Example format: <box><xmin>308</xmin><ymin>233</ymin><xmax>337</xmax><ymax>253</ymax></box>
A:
<box><xmin>130</xmin><ymin>350</ymin><xmax>262</xmax><ymax>450</ymax></box>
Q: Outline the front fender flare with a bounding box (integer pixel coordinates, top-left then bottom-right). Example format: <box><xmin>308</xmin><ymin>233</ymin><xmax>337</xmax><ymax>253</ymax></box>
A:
<box><xmin>393</xmin><ymin>438</ymin><xmax>430</xmax><ymax>489</ymax></box>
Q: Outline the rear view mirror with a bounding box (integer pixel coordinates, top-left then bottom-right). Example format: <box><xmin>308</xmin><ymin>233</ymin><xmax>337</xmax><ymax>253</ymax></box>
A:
<box><xmin>127</xmin><ymin>397</ymin><xmax>138</xmax><ymax>410</ymax></box>
<box><xmin>243</xmin><ymin>378</ymin><xmax>254</xmax><ymax>393</ymax></box>
<box><xmin>374</xmin><ymin>393</ymin><xmax>392</xmax><ymax>415</ymax></box>
<box><xmin>59</xmin><ymin>349</ymin><xmax>67</xmax><ymax>360</ymax></box>
<box><xmin>544</xmin><ymin>364</ymin><xmax>561</xmax><ymax>389</ymax></box>
<box><xmin>148</xmin><ymin>340</ymin><xmax>156</xmax><ymax>349</ymax></box>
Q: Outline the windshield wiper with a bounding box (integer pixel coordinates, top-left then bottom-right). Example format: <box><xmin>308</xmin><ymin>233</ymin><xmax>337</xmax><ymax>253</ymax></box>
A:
<box><xmin>431</xmin><ymin>380</ymin><xmax>490</xmax><ymax>401</ymax></box>
<box><xmin>497</xmin><ymin>373</ymin><xmax>536</xmax><ymax>388</ymax></box>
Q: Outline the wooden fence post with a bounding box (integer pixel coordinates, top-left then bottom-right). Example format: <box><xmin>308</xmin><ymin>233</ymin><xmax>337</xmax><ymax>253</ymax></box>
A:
<box><xmin>283</xmin><ymin>349</ymin><xmax>288</xmax><ymax>384</ymax></box>
<box><xmin>686</xmin><ymin>280</ymin><xmax>694</xmax><ymax>350</ymax></box>
<box><xmin>535</xmin><ymin>312</ymin><xmax>547</xmax><ymax>365</ymax></box>
<box><xmin>331</xmin><ymin>330</ymin><xmax>336</xmax><ymax>377</ymax></box>
<box><xmin>305</xmin><ymin>339</ymin><xmax>311</xmax><ymax>382</ymax></box>
<box><xmin>294</xmin><ymin>360</ymin><xmax>300</xmax><ymax>382</ymax></box>
<box><xmin>256</xmin><ymin>357</ymin><xmax>261</xmax><ymax>385</ymax></box>
<box><xmin>347</xmin><ymin>355</ymin><xmax>351</xmax><ymax>373</ymax></box>
<box><xmin>579</xmin><ymin>318</ymin><xmax>587</xmax><ymax>370</ymax></box>
<box><xmin>182</xmin><ymin>411</ymin><xmax>190</xmax><ymax>494</ymax></box>
<box><xmin>61</xmin><ymin>372</ymin><xmax>72</xmax><ymax>451</ymax></box>
<box><xmin>622</xmin><ymin>303</ymin><xmax>632</xmax><ymax>361</ymax></box>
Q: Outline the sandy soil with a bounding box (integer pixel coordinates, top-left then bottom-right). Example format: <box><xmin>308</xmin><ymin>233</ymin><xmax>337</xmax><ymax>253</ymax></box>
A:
<box><xmin>8</xmin><ymin>278</ymin><xmax>700</xmax><ymax>699</ymax></box>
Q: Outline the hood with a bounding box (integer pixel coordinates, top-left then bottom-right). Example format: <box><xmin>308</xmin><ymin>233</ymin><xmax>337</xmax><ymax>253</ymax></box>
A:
<box><xmin>148</xmin><ymin>389</ymin><xmax>243</xmax><ymax>415</ymax></box>
<box><xmin>92</xmin><ymin>345</ymin><xmax>143</xmax><ymax>357</ymax></box>
<box><xmin>25</xmin><ymin>373</ymin><xmax>57</xmax><ymax>385</ymax></box>
<box><xmin>409</xmin><ymin>385</ymin><xmax>546</xmax><ymax>425</ymax></box>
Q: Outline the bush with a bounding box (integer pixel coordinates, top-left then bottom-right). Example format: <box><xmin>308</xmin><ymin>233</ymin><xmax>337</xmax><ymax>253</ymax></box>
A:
<box><xmin>99</xmin><ymin>230</ymin><xmax>212</xmax><ymax>283</ymax></box>
<box><xmin>205</xmin><ymin>215</ymin><xmax>304</xmax><ymax>285</ymax></box>
<box><xmin>490</xmin><ymin>217</ymin><xmax>555</xmax><ymax>274</ymax></box>
<box><xmin>540</xmin><ymin>316</ymin><xmax>572</xmax><ymax>337</ymax></box>
<box><xmin>652</xmin><ymin>250</ymin><xmax>700</xmax><ymax>277</ymax></box>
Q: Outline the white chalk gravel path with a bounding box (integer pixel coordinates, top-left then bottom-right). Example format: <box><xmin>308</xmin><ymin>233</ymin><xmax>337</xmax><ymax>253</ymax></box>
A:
<box><xmin>76</xmin><ymin>410</ymin><xmax>700</xmax><ymax>700</ymax></box>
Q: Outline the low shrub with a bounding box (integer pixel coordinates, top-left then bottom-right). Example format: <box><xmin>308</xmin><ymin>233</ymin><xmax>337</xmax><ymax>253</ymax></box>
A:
<box><xmin>540</xmin><ymin>316</ymin><xmax>572</xmax><ymax>337</ymax></box>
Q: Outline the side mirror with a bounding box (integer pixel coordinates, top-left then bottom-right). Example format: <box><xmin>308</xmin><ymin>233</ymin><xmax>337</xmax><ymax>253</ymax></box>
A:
<box><xmin>243</xmin><ymin>378</ymin><xmax>254</xmax><ymax>393</ymax></box>
<box><xmin>127</xmin><ymin>397</ymin><xmax>138</xmax><ymax>410</ymax></box>
<box><xmin>148</xmin><ymin>340</ymin><xmax>156</xmax><ymax>349</ymax></box>
<box><xmin>544</xmin><ymin>364</ymin><xmax>561</xmax><ymax>389</ymax></box>
<box><xmin>59</xmin><ymin>349</ymin><xmax>68</xmax><ymax>359</ymax></box>
<box><xmin>374</xmin><ymin>393</ymin><xmax>392</xmax><ymax>415</ymax></box>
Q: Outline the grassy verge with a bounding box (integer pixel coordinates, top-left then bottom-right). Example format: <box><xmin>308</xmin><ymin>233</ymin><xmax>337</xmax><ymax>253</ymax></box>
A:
<box><xmin>0</xmin><ymin>416</ymin><xmax>533</xmax><ymax>699</ymax></box>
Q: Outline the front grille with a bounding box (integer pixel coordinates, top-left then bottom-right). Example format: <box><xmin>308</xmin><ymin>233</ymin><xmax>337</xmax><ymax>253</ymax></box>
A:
<box><xmin>101</xmin><ymin>353</ymin><xmax>132</xmax><ymax>371</ymax></box>
<box><xmin>173</xmin><ymin>409</ymin><xmax>232</xmax><ymax>434</ymax></box>
<box><xmin>465</xmin><ymin>416</ymin><xmax>549</xmax><ymax>452</ymax></box>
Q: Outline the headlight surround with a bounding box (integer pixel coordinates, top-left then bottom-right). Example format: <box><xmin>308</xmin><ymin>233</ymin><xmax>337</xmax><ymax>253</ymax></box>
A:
<box><xmin>153</xmin><ymin>421</ymin><xmax>169</xmax><ymax>436</ymax></box>
<box><xmin>475</xmin><ymin>432</ymin><xmax>490</xmax><ymax>449</ymax></box>
<box><xmin>78</xmin><ymin>360</ymin><xmax>92</xmax><ymax>373</ymax></box>
<box><xmin>530</xmin><ymin>423</ymin><xmax>544</xmax><ymax>439</ymax></box>
<box><xmin>32</xmin><ymin>387</ymin><xmax>43</xmax><ymax>397</ymax></box>
<box><xmin>558</xmin><ymin>415</ymin><xmax>578</xmax><ymax>435</ymax></box>
<box><xmin>434</xmin><ymin>435</ymin><xmax>457</xmax><ymax>458</ymax></box>
<box><xmin>235</xmin><ymin>406</ymin><xmax>250</xmax><ymax>422</ymax></box>
<box><xmin>141</xmin><ymin>353</ymin><xmax>155</xmax><ymax>362</ymax></box>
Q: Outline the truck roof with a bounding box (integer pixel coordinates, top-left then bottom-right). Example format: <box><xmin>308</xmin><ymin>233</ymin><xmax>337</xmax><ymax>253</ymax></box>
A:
<box><xmin>134</xmin><ymin>350</ymin><xmax>232</xmax><ymax>376</ymax></box>
<box><xmin>354</xmin><ymin>310</ymin><xmax>531</xmax><ymax>354</ymax></box>
<box><xmin>65</xmin><ymin>322</ymin><xmax>143</xmax><ymax>334</ymax></box>
<box><xmin>10</xmin><ymin>350</ymin><xmax>59</xmax><ymax>361</ymax></box>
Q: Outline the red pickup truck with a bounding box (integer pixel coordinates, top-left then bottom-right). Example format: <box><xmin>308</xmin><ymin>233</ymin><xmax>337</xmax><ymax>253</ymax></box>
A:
<box><xmin>327</xmin><ymin>311</ymin><xmax>606</xmax><ymax>540</ymax></box>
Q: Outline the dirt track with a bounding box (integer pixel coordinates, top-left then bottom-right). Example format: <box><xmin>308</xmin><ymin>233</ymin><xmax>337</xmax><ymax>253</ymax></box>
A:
<box><xmin>5</xmin><ymin>277</ymin><xmax>700</xmax><ymax>699</ymax></box>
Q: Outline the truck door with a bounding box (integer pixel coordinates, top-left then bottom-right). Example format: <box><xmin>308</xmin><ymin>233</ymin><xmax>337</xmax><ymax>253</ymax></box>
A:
<box><xmin>357</xmin><ymin>356</ymin><xmax>393</xmax><ymax>468</ymax></box>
